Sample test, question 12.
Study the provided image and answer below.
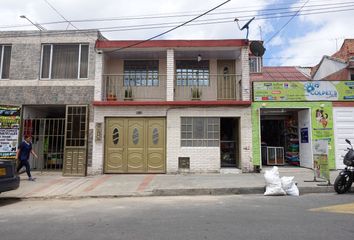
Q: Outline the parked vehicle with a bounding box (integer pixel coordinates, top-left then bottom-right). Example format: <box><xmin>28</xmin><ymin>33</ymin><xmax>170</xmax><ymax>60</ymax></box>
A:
<box><xmin>0</xmin><ymin>160</ymin><xmax>20</xmax><ymax>194</ymax></box>
<box><xmin>334</xmin><ymin>139</ymin><xmax>354</xmax><ymax>194</ymax></box>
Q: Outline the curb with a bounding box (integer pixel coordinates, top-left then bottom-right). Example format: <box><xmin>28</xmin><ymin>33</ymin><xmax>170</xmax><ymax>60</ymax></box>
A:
<box><xmin>152</xmin><ymin>186</ymin><xmax>336</xmax><ymax>196</ymax></box>
<box><xmin>0</xmin><ymin>186</ymin><xmax>340</xmax><ymax>201</ymax></box>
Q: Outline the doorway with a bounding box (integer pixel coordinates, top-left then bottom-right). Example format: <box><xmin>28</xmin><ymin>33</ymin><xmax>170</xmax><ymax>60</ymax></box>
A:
<box><xmin>220</xmin><ymin>118</ymin><xmax>239</xmax><ymax>168</ymax></box>
<box><xmin>260</xmin><ymin>108</ymin><xmax>313</xmax><ymax>168</ymax></box>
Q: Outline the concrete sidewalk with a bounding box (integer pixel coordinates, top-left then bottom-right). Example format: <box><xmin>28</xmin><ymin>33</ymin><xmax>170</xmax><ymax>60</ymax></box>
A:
<box><xmin>0</xmin><ymin>167</ymin><xmax>348</xmax><ymax>200</ymax></box>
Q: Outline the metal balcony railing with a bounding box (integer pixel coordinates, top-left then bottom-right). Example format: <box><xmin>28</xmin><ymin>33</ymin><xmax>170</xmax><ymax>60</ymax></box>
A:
<box><xmin>102</xmin><ymin>74</ymin><xmax>242</xmax><ymax>101</ymax></box>
<box><xmin>102</xmin><ymin>74</ymin><xmax>167</xmax><ymax>101</ymax></box>
<box><xmin>174</xmin><ymin>74</ymin><xmax>242</xmax><ymax>101</ymax></box>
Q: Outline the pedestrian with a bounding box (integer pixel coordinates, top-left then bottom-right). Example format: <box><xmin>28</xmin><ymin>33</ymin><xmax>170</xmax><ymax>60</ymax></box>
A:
<box><xmin>16</xmin><ymin>135</ymin><xmax>38</xmax><ymax>181</ymax></box>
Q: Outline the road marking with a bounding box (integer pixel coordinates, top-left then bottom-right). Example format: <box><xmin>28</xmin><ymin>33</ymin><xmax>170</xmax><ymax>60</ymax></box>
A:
<box><xmin>137</xmin><ymin>174</ymin><xmax>156</xmax><ymax>192</ymax></box>
<box><xmin>309</xmin><ymin>202</ymin><xmax>354</xmax><ymax>215</ymax></box>
<box><xmin>83</xmin><ymin>175</ymin><xmax>111</xmax><ymax>193</ymax></box>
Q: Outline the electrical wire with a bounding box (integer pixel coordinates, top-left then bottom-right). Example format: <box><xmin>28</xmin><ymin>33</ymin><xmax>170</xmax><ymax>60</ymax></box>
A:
<box><xmin>106</xmin><ymin>0</ymin><xmax>231</xmax><ymax>52</ymax></box>
<box><xmin>0</xmin><ymin>1</ymin><xmax>353</xmax><ymax>38</ymax></box>
<box><xmin>1</xmin><ymin>0</ymin><xmax>353</xmax><ymax>29</ymax></box>
<box><xmin>265</xmin><ymin>0</ymin><xmax>310</xmax><ymax>44</ymax></box>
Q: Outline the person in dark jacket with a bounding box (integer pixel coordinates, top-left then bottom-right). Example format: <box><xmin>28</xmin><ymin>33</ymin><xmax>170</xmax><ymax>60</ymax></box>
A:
<box><xmin>16</xmin><ymin>135</ymin><xmax>38</xmax><ymax>181</ymax></box>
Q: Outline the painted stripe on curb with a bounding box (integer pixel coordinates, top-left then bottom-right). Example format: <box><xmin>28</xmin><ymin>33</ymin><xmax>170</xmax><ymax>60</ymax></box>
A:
<box><xmin>137</xmin><ymin>175</ymin><xmax>156</xmax><ymax>192</ymax></box>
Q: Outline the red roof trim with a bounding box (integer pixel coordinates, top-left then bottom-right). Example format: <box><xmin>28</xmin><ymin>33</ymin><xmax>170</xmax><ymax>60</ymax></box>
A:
<box><xmin>93</xmin><ymin>100</ymin><xmax>251</xmax><ymax>107</ymax></box>
<box><xmin>96</xmin><ymin>39</ymin><xmax>248</xmax><ymax>49</ymax></box>
<box><xmin>333</xmin><ymin>102</ymin><xmax>354</xmax><ymax>107</ymax></box>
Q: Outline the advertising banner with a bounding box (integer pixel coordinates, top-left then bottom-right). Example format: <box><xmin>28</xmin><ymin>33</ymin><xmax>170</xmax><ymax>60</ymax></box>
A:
<box><xmin>312</xmin><ymin>139</ymin><xmax>330</xmax><ymax>182</ymax></box>
<box><xmin>253</xmin><ymin>81</ymin><xmax>354</xmax><ymax>101</ymax></box>
<box><xmin>0</xmin><ymin>106</ymin><xmax>21</xmax><ymax>159</ymax></box>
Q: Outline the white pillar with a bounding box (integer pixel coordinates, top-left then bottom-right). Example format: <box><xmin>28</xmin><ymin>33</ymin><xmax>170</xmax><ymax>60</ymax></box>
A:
<box><xmin>241</xmin><ymin>46</ymin><xmax>250</xmax><ymax>101</ymax></box>
<box><xmin>94</xmin><ymin>53</ymin><xmax>103</xmax><ymax>101</ymax></box>
<box><xmin>166</xmin><ymin>49</ymin><xmax>174</xmax><ymax>101</ymax></box>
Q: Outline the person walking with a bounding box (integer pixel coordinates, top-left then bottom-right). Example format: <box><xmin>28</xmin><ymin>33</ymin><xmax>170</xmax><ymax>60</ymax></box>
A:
<box><xmin>16</xmin><ymin>135</ymin><xmax>38</xmax><ymax>181</ymax></box>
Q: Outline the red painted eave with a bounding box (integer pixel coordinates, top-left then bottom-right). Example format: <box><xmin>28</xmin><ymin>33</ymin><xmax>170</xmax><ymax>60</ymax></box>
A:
<box><xmin>93</xmin><ymin>100</ymin><xmax>252</xmax><ymax>107</ymax></box>
<box><xmin>96</xmin><ymin>39</ymin><xmax>249</xmax><ymax>49</ymax></box>
<box><xmin>333</xmin><ymin>102</ymin><xmax>354</xmax><ymax>107</ymax></box>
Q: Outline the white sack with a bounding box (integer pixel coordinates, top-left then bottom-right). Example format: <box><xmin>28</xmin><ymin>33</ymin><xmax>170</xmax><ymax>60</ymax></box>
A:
<box><xmin>281</xmin><ymin>176</ymin><xmax>300</xmax><ymax>196</ymax></box>
<box><xmin>264</xmin><ymin>166</ymin><xmax>286</xmax><ymax>196</ymax></box>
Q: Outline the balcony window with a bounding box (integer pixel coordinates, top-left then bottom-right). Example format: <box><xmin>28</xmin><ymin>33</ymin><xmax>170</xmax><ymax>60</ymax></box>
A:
<box><xmin>249</xmin><ymin>56</ymin><xmax>262</xmax><ymax>73</ymax></box>
<box><xmin>124</xmin><ymin>60</ymin><xmax>159</xmax><ymax>86</ymax></box>
<box><xmin>181</xmin><ymin>117</ymin><xmax>219</xmax><ymax>147</ymax></box>
<box><xmin>41</xmin><ymin>44</ymin><xmax>89</xmax><ymax>79</ymax></box>
<box><xmin>176</xmin><ymin>60</ymin><xmax>209</xmax><ymax>86</ymax></box>
<box><xmin>0</xmin><ymin>45</ymin><xmax>11</xmax><ymax>79</ymax></box>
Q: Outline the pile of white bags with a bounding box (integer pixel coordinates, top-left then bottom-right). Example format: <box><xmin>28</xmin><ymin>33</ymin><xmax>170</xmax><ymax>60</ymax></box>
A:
<box><xmin>264</xmin><ymin>166</ymin><xmax>299</xmax><ymax>196</ymax></box>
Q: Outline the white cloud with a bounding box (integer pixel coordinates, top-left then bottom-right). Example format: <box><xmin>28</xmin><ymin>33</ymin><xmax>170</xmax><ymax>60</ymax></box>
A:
<box><xmin>270</xmin><ymin>0</ymin><xmax>354</xmax><ymax>66</ymax></box>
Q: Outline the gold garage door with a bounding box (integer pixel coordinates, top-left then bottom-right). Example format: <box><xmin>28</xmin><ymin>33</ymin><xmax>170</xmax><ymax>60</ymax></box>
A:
<box><xmin>105</xmin><ymin>118</ymin><xmax>165</xmax><ymax>173</ymax></box>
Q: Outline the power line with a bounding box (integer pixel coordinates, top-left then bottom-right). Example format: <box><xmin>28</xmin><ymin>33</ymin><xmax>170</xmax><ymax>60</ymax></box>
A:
<box><xmin>1</xmin><ymin>0</ymin><xmax>353</xmax><ymax>29</ymax></box>
<box><xmin>107</xmin><ymin>0</ymin><xmax>231</xmax><ymax>52</ymax></box>
<box><xmin>93</xmin><ymin>4</ymin><xmax>354</xmax><ymax>32</ymax></box>
<box><xmin>0</xmin><ymin>3</ymin><xmax>353</xmax><ymax>38</ymax></box>
<box><xmin>265</xmin><ymin>0</ymin><xmax>310</xmax><ymax>44</ymax></box>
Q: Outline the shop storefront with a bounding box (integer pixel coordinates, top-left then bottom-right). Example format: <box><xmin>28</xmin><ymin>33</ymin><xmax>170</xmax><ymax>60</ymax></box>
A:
<box><xmin>252</xmin><ymin>81</ymin><xmax>354</xmax><ymax>174</ymax></box>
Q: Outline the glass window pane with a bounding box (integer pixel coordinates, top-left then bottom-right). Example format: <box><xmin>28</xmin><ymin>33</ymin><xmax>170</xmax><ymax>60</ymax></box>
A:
<box><xmin>52</xmin><ymin>45</ymin><xmax>79</xmax><ymax>79</ymax></box>
<box><xmin>1</xmin><ymin>46</ymin><xmax>11</xmax><ymax>79</ymax></box>
<box><xmin>79</xmin><ymin>45</ymin><xmax>88</xmax><ymax>78</ymax></box>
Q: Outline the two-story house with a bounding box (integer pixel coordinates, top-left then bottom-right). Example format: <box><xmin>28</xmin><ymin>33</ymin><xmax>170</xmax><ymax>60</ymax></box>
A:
<box><xmin>0</xmin><ymin>30</ymin><xmax>101</xmax><ymax>176</ymax></box>
<box><xmin>92</xmin><ymin>39</ymin><xmax>253</xmax><ymax>174</ymax></box>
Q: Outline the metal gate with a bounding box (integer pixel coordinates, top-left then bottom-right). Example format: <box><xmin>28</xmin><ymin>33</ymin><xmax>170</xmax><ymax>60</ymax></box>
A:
<box><xmin>105</xmin><ymin>118</ymin><xmax>166</xmax><ymax>173</ymax></box>
<box><xmin>22</xmin><ymin>118</ymin><xmax>65</xmax><ymax>171</ymax></box>
<box><xmin>63</xmin><ymin>105</ymin><xmax>88</xmax><ymax>176</ymax></box>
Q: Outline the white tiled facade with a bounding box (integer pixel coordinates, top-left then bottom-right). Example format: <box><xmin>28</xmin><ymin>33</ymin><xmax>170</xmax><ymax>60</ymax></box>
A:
<box><xmin>166</xmin><ymin>107</ymin><xmax>252</xmax><ymax>173</ymax></box>
<box><xmin>90</xmin><ymin>105</ymin><xmax>252</xmax><ymax>174</ymax></box>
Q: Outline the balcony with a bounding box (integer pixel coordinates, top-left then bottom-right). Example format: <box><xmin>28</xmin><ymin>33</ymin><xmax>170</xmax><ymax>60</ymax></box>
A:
<box><xmin>102</xmin><ymin>74</ymin><xmax>242</xmax><ymax>101</ymax></box>
<box><xmin>174</xmin><ymin>74</ymin><xmax>242</xmax><ymax>101</ymax></box>
<box><xmin>102</xmin><ymin>74</ymin><xmax>167</xmax><ymax>101</ymax></box>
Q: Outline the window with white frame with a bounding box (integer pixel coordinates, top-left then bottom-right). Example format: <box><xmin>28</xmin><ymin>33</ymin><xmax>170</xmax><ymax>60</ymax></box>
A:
<box><xmin>41</xmin><ymin>44</ymin><xmax>89</xmax><ymax>79</ymax></box>
<box><xmin>176</xmin><ymin>60</ymin><xmax>209</xmax><ymax>86</ymax></box>
<box><xmin>123</xmin><ymin>60</ymin><xmax>159</xmax><ymax>86</ymax></box>
<box><xmin>0</xmin><ymin>45</ymin><xmax>11</xmax><ymax>79</ymax></box>
<box><xmin>249</xmin><ymin>56</ymin><xmax>262</xmax><ymax>73</ymax></box>
<box><xmin>181</xmin><ymin>117</ymin><xmax>219</xmax><ymax>147</ymax></box>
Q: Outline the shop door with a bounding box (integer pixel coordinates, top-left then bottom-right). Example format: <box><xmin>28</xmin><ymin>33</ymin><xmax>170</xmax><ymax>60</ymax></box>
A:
<box><xmin>333</xmin><ymin>107</ymin><xmax>354</xmax><ymax>169</ymax></box>
<box><xmin>105</xmin><ymin>118</ymin><xmax>165</xmax><ymax>173</ymax></box>
<box><xmin>217</xmin><ymin>60</ymin><xmax>236</xmax><ymax>100</ymax></box>
<box><xmin>63</xmin><ymin>105</ymin><xmax>88</xmax><ymax>176</ymax></box>
<box><xmin>298</xmin><ymin>109</ymin><xmax>313</xmax><ymax>168</ymax></box>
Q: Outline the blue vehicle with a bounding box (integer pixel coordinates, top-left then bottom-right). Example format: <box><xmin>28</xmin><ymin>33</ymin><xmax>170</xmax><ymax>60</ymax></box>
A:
<box><xmin>0</xmin><ymin>160</ymin><xmax>20</xmax><ymax>194</ymax></box>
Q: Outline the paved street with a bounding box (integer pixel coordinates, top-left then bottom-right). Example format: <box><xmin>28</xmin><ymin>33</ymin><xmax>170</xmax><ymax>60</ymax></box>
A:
<box><xmin>1</xmin><ymin>193</ymin><xmax>353</xmax><ymax>240</ymax></box>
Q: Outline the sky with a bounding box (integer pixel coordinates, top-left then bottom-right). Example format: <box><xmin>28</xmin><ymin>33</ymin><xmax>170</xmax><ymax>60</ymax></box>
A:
<box><xmin>0</xmin><ymin>0</ymin><xmax>353</xmax><ymax>67</ymax></box>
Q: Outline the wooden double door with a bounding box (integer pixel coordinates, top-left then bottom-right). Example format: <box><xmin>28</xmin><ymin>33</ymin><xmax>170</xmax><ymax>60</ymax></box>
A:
<box><xmin>104</xmin><ymin>118</ymin><xmax>165</xmax><ymax>173</ymax></box>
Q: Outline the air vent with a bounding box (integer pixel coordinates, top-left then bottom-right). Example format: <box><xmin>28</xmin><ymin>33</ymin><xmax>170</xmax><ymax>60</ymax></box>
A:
<box><xmin>178</xmin><ymin>157</ymin><xmax>190</xmax><ymax>169</ymax></box>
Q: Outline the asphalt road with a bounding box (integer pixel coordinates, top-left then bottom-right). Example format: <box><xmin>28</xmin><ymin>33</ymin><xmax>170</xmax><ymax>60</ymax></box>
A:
<box><xmin>1</xmin><ymin>193</ymin><xmax>354</xmax><ymax>240</ymax></box>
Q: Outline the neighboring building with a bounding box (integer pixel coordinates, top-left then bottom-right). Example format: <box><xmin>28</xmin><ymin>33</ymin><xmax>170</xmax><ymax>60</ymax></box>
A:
<box><xmin>92</xmin><ymin>39</ymin><xmax>253</xmax><ymax>174</ymax></box>
<box><xmin>0</xmin><ymin>30</ymin><xmax>102</xmax><ymax>176</ymax></box>
<box><xmin>310</xmin><ymin>39</ymin><xmax>354</xmax><ymax>169</ymax></box>
<box><xmin>311</xmin><ymin>39</ymin><xmax>354</xmax><ymax>80</ymax></box>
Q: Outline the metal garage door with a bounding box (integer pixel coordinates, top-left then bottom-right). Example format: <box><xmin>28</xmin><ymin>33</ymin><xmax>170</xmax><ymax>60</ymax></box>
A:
<box><xmin>104</xmin><ymin>118</ymin><xmax>165</xmax><ymax>173</ymax></box>
<box><xmin>334</xmin><ymin>107</ymin><xmax>354</xmax><ymax>169</ymax></box>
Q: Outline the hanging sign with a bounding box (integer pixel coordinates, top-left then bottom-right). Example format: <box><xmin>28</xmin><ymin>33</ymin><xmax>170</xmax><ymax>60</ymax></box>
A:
<box><xmin>0</xmin><ymin>106</ymin><xmax>21</xmax><ymax>159</ymax></box>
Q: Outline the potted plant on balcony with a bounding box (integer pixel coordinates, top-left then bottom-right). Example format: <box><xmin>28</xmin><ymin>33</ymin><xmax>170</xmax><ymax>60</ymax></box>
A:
<box><xmin>124</xmin><ymin>87</ymin><xmax>133</xmax><ymax>100</ymax></box>
<box><xmin>191</xmin><ymin>87</ymin><xmax>202</xmax><ymax>100</ymax></box>
<box><xmin>107</xmin><ymin>91</ymin><xmax>117</xmax><ymax>101</ymax></box>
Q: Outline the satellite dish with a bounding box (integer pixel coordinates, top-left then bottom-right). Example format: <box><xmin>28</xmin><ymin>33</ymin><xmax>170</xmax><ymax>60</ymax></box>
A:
<box><xmin>234</xmin><ymin>17</ymin><xmax>255</xmax><ymax>39</ymax></box>
<box><xmin>240</xmin><ymin>17</ymin><xmax>255</xmax><ymax>31</ymax></box>
<box><xmin>250</xmin><ymin>41</ymin><xmax>266</xmax><ymax>57</ymax></box>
